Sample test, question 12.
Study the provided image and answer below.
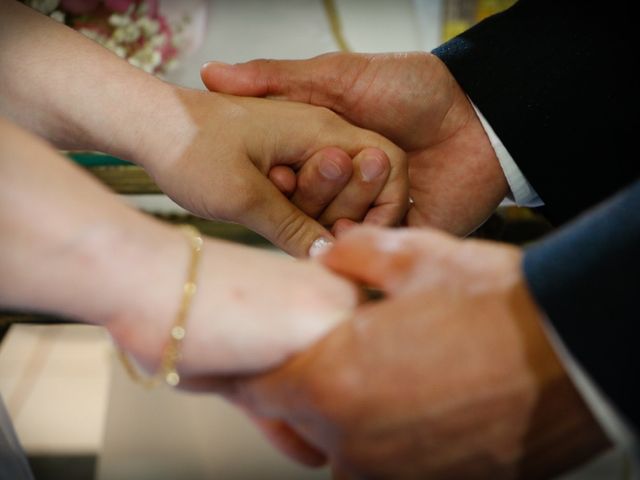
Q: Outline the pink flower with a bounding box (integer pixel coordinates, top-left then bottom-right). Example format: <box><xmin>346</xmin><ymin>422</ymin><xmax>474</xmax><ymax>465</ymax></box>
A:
<box><xmin>59</xmin><ymin>0</ymin><xmax>100</xmax><ymax>15</ymax></box>
<box><xmin>157</xmin><ymin>13</ymin><xmax>171</xmax><ymax>35</ymax></box>
<box><xmin>103</xmin><ymin>0</ymin><xmax>136</xmax><ymax>13</ymax></box>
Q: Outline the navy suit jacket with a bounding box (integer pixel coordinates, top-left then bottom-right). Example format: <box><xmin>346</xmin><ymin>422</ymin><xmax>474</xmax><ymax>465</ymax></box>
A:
<box><xmin>434</xmin><ymin>1</ymin><xmax>639</xmax><ymax>431</ymax></box>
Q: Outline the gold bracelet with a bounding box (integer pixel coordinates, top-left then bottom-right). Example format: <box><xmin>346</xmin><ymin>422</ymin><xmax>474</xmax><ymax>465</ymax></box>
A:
<box><xmin>118</xmin><ymin>224</ymin><xmax>203</xmax><ymax>389</ymax></box>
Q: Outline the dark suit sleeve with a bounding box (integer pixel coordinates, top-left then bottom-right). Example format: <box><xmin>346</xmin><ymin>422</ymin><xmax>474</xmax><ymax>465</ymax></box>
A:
<box><xmin>432</xmin><ymin>0</ymin><xmax>638</xmax><ymax>226</ymax></box>
<box><xmin>523</xmin><ymin>180</ymin><xmax>640</xmax><ymax>431</ymax></box>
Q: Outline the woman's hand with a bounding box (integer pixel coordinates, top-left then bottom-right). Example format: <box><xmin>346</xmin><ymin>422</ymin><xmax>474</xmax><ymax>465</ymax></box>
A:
<box><xmin>0</xmin><ymin>2</ymin><xmax>407</xmax><ymax>258</ymax></box>
<box><xmin>0</xmin><ymin>116</ymin><xmax>358</xmax><ymax>382</ymax></box>
<box><xmin>106</xmin><ymin>229</ymin><xmax>360</xmax><ymax>377</ymax></box>
<box><xmin>141</xmin><ymin>88</ymin><xmax>408</xmax><ymax>257</ymax></box>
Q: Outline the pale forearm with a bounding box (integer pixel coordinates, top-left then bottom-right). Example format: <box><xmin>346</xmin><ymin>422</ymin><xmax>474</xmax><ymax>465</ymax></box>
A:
<box><xmin>0</xmin><ymin>116</ymin><xmax>184</xmax><ymax>328</ymax></box>
<box><xmin>0</xmin><ymin>0</ymin><xmax>193</xmax><ymax>169</ymax></box>
<box><xmin>0</xmin><ymin>117</ymin><xmax>358</xmax><ymax>374</ymax></box>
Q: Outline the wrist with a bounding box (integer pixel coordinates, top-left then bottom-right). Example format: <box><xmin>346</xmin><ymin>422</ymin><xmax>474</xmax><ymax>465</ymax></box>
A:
<box><xmin>465</xmin><ymin>242</ymin><xmax>609</xmax><ymax>475</ymax></box>
<box><xmin>73</xmin><ymin>216</ymin><xmax>189</xmax><ymax>369</ymax></box>
<box><xmin>507</xmin><ymin>251</ymin><xmax>610</xmax><ymax>476</ymax></box>
<box><xmin>121</xmin><ymin>83</ymin><xmax>199</xmax><ymax>171</ymax></box>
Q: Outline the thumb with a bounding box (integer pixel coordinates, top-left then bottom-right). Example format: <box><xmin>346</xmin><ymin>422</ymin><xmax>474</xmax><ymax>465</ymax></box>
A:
<box><xmin>241</xmin><ymin>167</ymin><xmax>334</xmax><ymax>258</ymax></box>
<box><xmin>200</xmin><ymin>53</ymin><xmax>360</xmax><ymax>111</ymax></box>
<box><xmin>319</xmin><ymin>226</ymin><xmax>457</xmax><ymax>295</ymax></box>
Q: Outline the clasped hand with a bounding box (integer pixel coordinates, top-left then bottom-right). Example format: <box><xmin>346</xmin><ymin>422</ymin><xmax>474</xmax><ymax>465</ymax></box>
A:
<box><xmin>197</xmin><ymin>53</ymin><xmax>607</xmax><ymax>475</ymax></box>
<box><xmin>201</xmin><ymin>51</ymin><xmax>510</xmax><ymax>237</ymax></box>
<box><xmin>145</xmin><ymin>87</ymin><xmax>409</xmax><ymax>258</ymax></box>
<box><xmin>216</xmin><ymin>227</ymin><xmax>607</xmax><ymax>479</ymax></box>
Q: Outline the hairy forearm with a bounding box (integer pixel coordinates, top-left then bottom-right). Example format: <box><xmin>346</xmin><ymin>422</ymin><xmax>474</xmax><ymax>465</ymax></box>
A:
<box><xmin>0</xmin><ymin>0</ymin><xmax>194</xmax><ymax>169</ymax></box>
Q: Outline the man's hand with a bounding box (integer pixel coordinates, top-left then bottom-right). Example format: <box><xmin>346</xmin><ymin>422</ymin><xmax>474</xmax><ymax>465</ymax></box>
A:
<box><xmin>229</xmin><ymin>228</ymin><xmax>609</xmax><ymax>478</ymax></box>
<box><xmin>201</xmin><ymin>52</ymin><xmax>510</xmax><ymax>235</ymax></box>
<box><xmin>143</xmin><ymin>88</ymin><xmax>407</xmax><ymax>257</ymax></box>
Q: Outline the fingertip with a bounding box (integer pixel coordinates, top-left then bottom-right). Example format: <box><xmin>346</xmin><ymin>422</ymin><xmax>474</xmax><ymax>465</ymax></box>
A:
<box><xmin>200</xmin><ymin>59</ymin><xmax>268</xmax><ymax>95</ymax></box>
<box><xmin>356</xmin><ymin>148</ymin><xmax>390</xmax><ymax>183</ymax></box>
<box><xmin>331</xmin><ymin>218</ymin><xmax>358</xmax><ymax>238</ymax></box>
<box><xmin>200</xmin><ymin>60</ymin><xmax>229</xmax><ymax>71</ymax></box>
<box><xmin>361</xmin><ymin>145</ymin><xmax>409</xmax><ymax>227</ymax></box>
<box><xmin>268</xmin><ymin>165</ymin><xmax>297</xmax><ymax>196</ymax></box>
<box><xmin>290</xmin><ymin>147</ymin><xmax>352</xmax><ymax>219</ymax></box>
<box><xmin>320</xmin><ymin>226</ymin><xmax>419</xmax><ymax>291</ymax></box>
<box><xmin>317</xmin><ymin>147</ymin><xmax>352</xmax><ymax>181</ymax></box>
<box><xmin>200</xmin><ymin>60</ymin><xmax>231</xmax><ymax>81</ymax></box>
<box><xmin>359</xmin><ymin>147</ymin><xmax>390</xmax><ymax>163</ymax></box>
<box><xmin>332</xmin><ymin>224</ymin><xmax>386</xmax><ymax>245</ymax></box>
<box><xmin>309</xmin><ymin>237</ymin><xmax>334</xmax><ymax>258</ymax></box>
<box><xmin>362</xmin><ymin>201</ymin><xmax>407</xmax><ymax>227</ymax></box>
<box><xmin>320</xmin><ymin>225</ymin><xmax>385</xmax><ymax>268</ymax></box>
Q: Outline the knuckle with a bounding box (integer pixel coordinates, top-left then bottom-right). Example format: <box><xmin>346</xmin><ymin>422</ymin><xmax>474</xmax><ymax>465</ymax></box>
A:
<box><xmin>272</xmin><ymin>209</ymin><xmax>310</xmax><ymax>248</ymax></box>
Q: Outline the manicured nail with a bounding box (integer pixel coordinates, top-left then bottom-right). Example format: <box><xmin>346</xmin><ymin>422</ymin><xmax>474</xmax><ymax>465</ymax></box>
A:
<box><xmin>360</xmin><ymin>155</ymin><xmax>385</xmax><ymax>182</ymax></box>
<box><xmin>319</xmin><ymin>159</ymin><xmax>343</xmax><ymax>180</ymax></box>
<box><xmin>309</xmin><ymin>237</ymin><xmax>334</xmax><ymax>258</ymax></box>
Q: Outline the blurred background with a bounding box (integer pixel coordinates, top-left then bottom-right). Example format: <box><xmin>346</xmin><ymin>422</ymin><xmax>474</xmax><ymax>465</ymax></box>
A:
<box><xmin>1</xmin><ymin>1</ymin><xmax>535</xmax><ymax>479</ymax></box>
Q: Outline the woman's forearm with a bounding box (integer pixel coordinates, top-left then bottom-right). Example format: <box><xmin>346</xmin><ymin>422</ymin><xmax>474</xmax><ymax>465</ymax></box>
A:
<box><xmin>0</xmin><ymin>0</ymin><xmax>193</xmax><ymax>169</ymax></box>
<box><xmin>0</xmin><ymin>2</ymin><xmax>412</xmax><ymax>257</ymax></box>
<box><xmin>0</xmin><ymin>117</ymin><xmax>357</xmax><ymax>374</ymax></box>
<box><xmin>0</xmin><ymin>115</ymin><xmax>185</xmax><ymax>327</ymax></box>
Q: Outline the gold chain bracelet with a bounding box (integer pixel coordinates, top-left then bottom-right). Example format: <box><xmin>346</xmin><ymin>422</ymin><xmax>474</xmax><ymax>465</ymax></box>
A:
<box><xmin>118</xmin><ymin>224</ymin><xmax>203</xmax><ymax>389</ymax></box>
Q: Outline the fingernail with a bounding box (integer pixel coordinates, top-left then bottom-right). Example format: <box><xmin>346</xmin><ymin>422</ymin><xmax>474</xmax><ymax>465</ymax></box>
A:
<box><xmin>360</xmin><ymin>156</ymin><xmax>385</xmax><ymax>182</ymax></box>
<box><xmin>309</xmin><ymin>237</ymin><xmax>334</xmax><ymax>258</ymax></box>
<box><xmin>201</xmin><ymin>60</ymin><xmax>231</xmax><ymax>70</ymax></box>
<box><xmin>319</xmin><ymin>159</ymin><xmax>343</xmax><ymax>180</ymax></box>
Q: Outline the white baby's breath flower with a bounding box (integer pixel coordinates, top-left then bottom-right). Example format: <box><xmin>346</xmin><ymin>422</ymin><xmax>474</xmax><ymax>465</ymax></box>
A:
<box><xmin>27</xmin><ymin>0</ymin><xmax>59</xmax><ymax>14</ymax></box>
<box><xmin>171</xmin><ymin>34</ymin><xmax>186</xmax><ymax>50</ymax></box>
<box><xmin>113</xmin><ymin>23</ymin><xmax>141</xmax><ymax>44</ymax></box>
<box><xmin>148</xmin><ymin>33</ymin><xmax>167</xmax><ymax>49</ymax></box>
<box><xmin>79</xmin><ymin>28</ymin><xmax>107</xmax><ymax>45</ymax></box>
<box><xmin>103</xmin><ymin>39</ymin><xmax>128</xmax><ymax>58</ymax></box>
<box><xmin>109</xmin><ymin>13</ymin><xmax>131</xmax><ymax>28</ymax></box>
<box><xmin>163</xmin><ymin>58</ymin><xmax>179</xmax><ymax>72</ymax></box>
<box><xmin>136</xmin><ymin>17</ymin><xmax>160</xmax><ymax>37</ymax></box>
<box><xmin>128</xmin><ymin>46</ymin><xmax>162</xmax><ymax>74</ymax></box>
<box><xmin>49</xmin><ymin>10</ymin><xmax>65</xmax><ymax>23</ymax></box>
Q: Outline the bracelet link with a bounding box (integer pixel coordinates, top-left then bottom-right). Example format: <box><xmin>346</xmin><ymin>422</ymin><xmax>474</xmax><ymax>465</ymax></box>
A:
<box><xmin>118</xmin><ymin>224</ymin><xmax>203</xmax><ymax>389</ymax></box>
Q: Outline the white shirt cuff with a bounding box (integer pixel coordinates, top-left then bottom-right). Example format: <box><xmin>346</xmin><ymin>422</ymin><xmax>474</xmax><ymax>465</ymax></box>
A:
<box><xmin>471</xmin><ymin>101</ymin><xmax>544</xmax><ymax>208</ymax></box>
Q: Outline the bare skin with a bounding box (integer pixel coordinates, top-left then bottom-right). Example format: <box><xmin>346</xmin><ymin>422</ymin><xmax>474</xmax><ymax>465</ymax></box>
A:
<box><xmin>0</xmin><ymin>2</ymin><xmax>408</xmax><ymax>256</ymax></box>
<box><xmin>202</xmin><ymin>52</ymin><xmax>509</xmax><ymax>235</ymax></box>
<box><xmin>0</xmin><ymin>116</ymin><xmax>359</xmax><ymax>378</ymax></box>
<box><xmin>223</xmin><ymin>227</ymin><xmax>609</xmax><ymax>479</ymax></box>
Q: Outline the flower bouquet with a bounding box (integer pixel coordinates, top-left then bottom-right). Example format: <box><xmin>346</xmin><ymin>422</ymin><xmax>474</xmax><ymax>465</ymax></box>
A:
<box><xmin>23</xmin><ymin>0</ymin><xmax>191</xmax><ymax>76</ymax></box>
